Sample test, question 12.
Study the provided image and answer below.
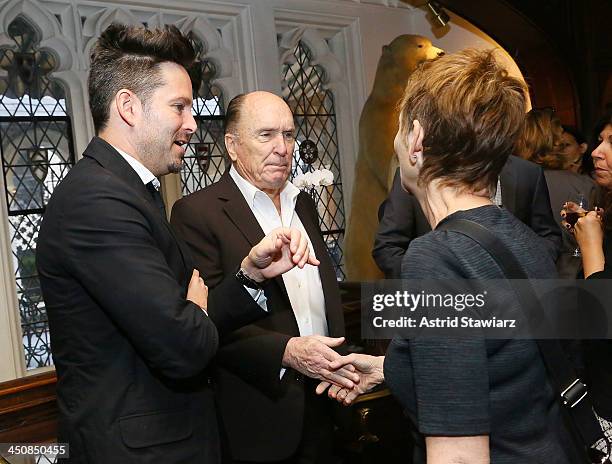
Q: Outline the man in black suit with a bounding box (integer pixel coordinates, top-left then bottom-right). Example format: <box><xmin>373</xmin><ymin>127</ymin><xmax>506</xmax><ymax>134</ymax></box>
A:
<box><xmin>36</xmin><ymin>26</ymin><xmax>317</xmax><ymax>464</ymax></box>
<box><xmin>171</xmin><ymin>91</ymin><xmax>357</xmax><ymax>464</ymax></box>
<box><xmin>373</xmin><ymin>156</ymin><xmax>562</xmax><ymax>277</ymax></box>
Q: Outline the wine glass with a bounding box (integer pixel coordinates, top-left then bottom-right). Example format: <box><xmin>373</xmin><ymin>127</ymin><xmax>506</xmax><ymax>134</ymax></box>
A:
<box><xmin>564</xmin><ymin>193</ymin><xmax>587</xmax><ymax>257</ymax></box>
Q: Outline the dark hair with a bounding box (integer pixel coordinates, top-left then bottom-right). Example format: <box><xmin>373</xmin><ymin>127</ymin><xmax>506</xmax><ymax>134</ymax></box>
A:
<box><xmin>224</xmin><ymin>93</ymin><xmax>248</xmax><ymax>135</ymax></box>
<box><xmin>397</xmin><ymin>49</ymin><xmax>527</xmax><ymax>194</ymax></box>
<box><xmin>562</xmin><ymin>125</ymin><xmax>586</xmax><ymax>145</ymax></box>
<box><xmin>592</xmin><ymin>109</ymin><xmax>612</xmax><ymax>229</ymax></box>
<box><xmin>592</xmin><ymin>109</ymin><xmax>612</xmax><ymax>145</ymax></box>
<box><xmin>88</xmin><ymin>23</ymin><xmax>196</xmax><ymax>133</ymax></box>
<box><xmin>562</xmin><ymin>125</ymin><xmax>593</xmax><ymax>175</ymax></box>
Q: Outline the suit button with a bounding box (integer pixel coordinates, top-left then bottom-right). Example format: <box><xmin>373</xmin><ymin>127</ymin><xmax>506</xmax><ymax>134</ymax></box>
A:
<box><xmin>295</xmin><ymin>374</ymin><xmax>303</xmax><ymax>382</ymax></box>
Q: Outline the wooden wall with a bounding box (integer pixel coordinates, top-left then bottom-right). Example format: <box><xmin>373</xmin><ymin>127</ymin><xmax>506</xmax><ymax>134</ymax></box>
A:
<box><xmin>439</xmin><ymin>0</ymin><xmax>612</xmax><ymax>135</ymax></box>
<box><xmin>0</xmin><ymin>372</ymin><xmax>57</xmax><ymax>443</ymax></box>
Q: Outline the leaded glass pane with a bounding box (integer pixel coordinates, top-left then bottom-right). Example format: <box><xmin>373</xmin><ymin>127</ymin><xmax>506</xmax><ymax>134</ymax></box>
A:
<box><xmin>282</xmin><ymin>41</ymin><xmax>346</xmax><ymax>280</ymax></box>
<box><xmin>0</xmin><ymin>16</ymin><xmax>75</xmax><ymax>370</ymax></box>
<box><xmin>35</xmin><ymin>451</ymin><xmax>58</xmax><ymax>463</ymax></box>
<box><xmin>181</xmin><ymin>32</ymin><xmax>227</xmax><ymax>195</ymax></box>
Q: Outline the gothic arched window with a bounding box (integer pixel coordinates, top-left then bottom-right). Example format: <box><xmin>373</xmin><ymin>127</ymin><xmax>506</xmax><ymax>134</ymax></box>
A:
<box><xmin>281</xmin><ymin>39</ymin><xmax>346</xmax><ymax>280</ymax></box>
<box><xmin>180</xmin><ymin>32</ymin><xmax>227</xmax><ymax>195</ymax></box>
<box><xmin>0</xmin><ymin>16</ymin><xmax>75</xmax><ymax>369</ymax></box>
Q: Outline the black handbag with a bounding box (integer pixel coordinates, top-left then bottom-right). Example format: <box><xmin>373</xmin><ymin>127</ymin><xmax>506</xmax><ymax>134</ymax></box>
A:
<box><xmin>438</xmin><ymin>217</ymin><xmax>609</xmax><ymax>463</ymax></box>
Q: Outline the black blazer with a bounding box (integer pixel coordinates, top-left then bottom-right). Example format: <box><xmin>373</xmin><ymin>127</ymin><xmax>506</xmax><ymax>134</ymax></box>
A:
<box><xmin>373</xmin><ymin>156</ymin><xmax>562</xmax><ymax>278</ymax></box>
<box><xmin>37</xmin><ymin>137</ymin><xmax>264</xmax><ymax>463</ymax></box>
<box><xmin>171</xmin><ymin>172</ymin><xmax>345</xmax><ymax>462</ymax></box>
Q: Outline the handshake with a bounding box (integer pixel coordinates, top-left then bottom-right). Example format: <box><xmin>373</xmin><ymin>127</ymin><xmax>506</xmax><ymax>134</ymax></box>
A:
<box><xmin>282</xmin><ymin>335</ymin><xmax>385</xmax><ymax>406</ymax></box>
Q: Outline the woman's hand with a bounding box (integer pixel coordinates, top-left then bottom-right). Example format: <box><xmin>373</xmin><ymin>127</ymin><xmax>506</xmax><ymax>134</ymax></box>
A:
<box><xmin>574</xmin><ymin>210</ymin><xmax>604</xmax><ymax>249</ymax></box>
<box><xmin>560</xmin><ymin>201</ymin><xmax>588</xmax><ymax>235</ymax></box>
<box><xmin>574</xmin><ymin>210</ymin><xmax>605</xmax><ymax>277</ymax></box>
<box><xmin>315</xmin><ymin>354</ymin><xmax>385</xmax><ymax>405</ymax></box>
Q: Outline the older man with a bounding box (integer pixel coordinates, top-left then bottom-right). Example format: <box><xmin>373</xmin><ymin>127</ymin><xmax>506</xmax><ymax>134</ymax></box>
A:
<box><xmin>171</xmin><ymin>91</ymin><xmax>354</xmax><ymax>464</ymax></box>
<box><xmin>37</xmin><ymin>26</ymin><xmax>317</xmax><ymax>463</ymax></box>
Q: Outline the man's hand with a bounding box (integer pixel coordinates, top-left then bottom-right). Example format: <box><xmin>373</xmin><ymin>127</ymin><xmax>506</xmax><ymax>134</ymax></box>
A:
<box><xmin>241</xmin><ymin>227</ymin><xmax>320</xmax><ymax>282</ymax></box>
<box><xmin>282</xmin><ymin>335</ymin><xmax>359</xmax><ymax>389</ymax></box>
<box><xmin>316</xmin><ymin>354</ymin><xmax>385</xmax><ymax>405</ymax></box>
<box><xmin>187</xmin><ymin>269</ymin><xmax>208</xmax><ymax>312</ymax></box>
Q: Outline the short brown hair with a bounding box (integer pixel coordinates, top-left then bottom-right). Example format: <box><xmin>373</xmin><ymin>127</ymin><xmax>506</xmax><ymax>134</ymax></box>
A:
<box><xmin>514</xmin><ymin>108</ymin><xmax>565</xmax><ymax>169</ymax></box>
<box><xmin>88</xmin><ymin>23</ymin><xmax>196</xmax><ymax>133</ymax></box>
<box><xmin>398</xmin><ymin>49</ymin><xmax>527</xmax><ymax>193</ymax></box>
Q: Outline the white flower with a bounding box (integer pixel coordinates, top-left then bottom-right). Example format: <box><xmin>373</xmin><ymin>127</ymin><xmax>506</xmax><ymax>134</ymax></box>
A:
<box><xmin>292</xmin><ymin>168</ymin><xmax>335</xmax><ymax>189</ymax></box>
<box><xmin>293</xmin><ymin>173</ymin><xmax>309</xmax><ymax>189</ymax></box>
<box><xmin>308</xmin><ymin>170</ymin><xmax>323</xmax><ymax>185</ymax></box>
<box><xmin>319</xmin><ymin>168</ymin><xmax>334</xmax><ymax>186</ymax></box>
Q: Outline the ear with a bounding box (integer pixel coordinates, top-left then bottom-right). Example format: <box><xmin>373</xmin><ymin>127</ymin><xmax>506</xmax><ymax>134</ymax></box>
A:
<box><xmin>115</xmin><ymin>89</ymin><xmax>141</xmax><ymax>127</ymax></box>
<box><xmin>224</xmin><ymin>133</ymin><xmax>239</xmax><ymax>162</ymax></box>
<box><xmin>579</xmin><ymin>142</ymin><xmax>588</xmax><ymax>155</ymax></box>
<box><xmin>407</xmin><ymin>119</ymin><xmax>425</xmax><ymax>168</ymax></box>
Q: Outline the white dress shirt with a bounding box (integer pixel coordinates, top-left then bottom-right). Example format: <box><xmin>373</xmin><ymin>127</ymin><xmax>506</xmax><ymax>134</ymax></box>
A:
<box><xmin>229</xmin><ymin>166</ymin><xmax>329</xmax><ymax>339</ymax></box>
<box><xmin>112</xmin><ymin>145</ymin><xmax>159</xmax><ymax>189</ymax></box>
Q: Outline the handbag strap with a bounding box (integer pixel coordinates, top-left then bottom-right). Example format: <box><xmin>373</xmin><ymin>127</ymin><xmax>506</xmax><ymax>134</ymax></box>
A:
<box><xmin>438</xmin><ymin>217</ymin><xmax>607</xmax><ymax>461</ymax></box>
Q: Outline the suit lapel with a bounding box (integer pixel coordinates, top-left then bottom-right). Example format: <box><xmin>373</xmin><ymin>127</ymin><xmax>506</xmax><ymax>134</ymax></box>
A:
<box><xmin>218</xmin><ymin>176</ymin><xmax>338</xmax><ymax>329</ymax></box>
<box><xmin>83</xmin><ymin>137</ymin><xmax>151</xmax><ymax>201</ymax></box>
<box><xmin>217</xmin><ymin>173</ymin><xmax>291</xmax><ymax>301</ymax></box>
<box><xmin>500</xmin><ymin>157</ymin><xmax>518</xmax><ymax>213</ymax></box>
<box><xmin>83</xmin><ymin>137</ymin><xmax>192</xmax><ymax>271</ymax></box>
<box><xmin>218</xmin><ymin>173</ymin><xmax>266</xmax><ymax>247</ymax></box>
<box><xmin>296</xmin><ymin>193</ymin><xmax>326</xmax><ymax>264</ymax></box>
<box><xmin>295</xmin><ymin>193</ymin><xmax>337</xmax><ymax>324</ymax></box>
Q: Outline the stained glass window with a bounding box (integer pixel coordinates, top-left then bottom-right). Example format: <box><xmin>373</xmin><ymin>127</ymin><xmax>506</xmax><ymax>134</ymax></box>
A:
<box><xmin>281</xmin><ymin>40</ymin><xmax>346</xmax><ymax>280</ymax></box>
<box><xmin>0</xmin><ymin>16</ymin><xmax>75</xmax><ymax>369</ymax></box>
<box><xmin>180</xmin><ymin>32</ymin><xmax>227</xmax><ymax>195</ymax></box>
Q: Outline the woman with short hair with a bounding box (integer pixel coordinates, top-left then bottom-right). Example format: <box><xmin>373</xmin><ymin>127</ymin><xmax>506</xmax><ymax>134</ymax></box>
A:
<box><xmin>322</xmin><ymin>49</ymin><xmax>581</xmax><ymax>463</ymax></box>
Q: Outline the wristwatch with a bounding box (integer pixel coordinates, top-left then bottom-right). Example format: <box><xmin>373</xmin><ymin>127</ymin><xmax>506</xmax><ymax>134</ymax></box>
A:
<box><xmin>235</xmin><ymin>267</ymin><xmax>265</xmax><ymax>290</ymax></box>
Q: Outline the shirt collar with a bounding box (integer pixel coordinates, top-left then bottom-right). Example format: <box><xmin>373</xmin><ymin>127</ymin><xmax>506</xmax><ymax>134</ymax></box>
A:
<box><xmin>111</xmin><ymin>144</ymin><xmax>159</xmax><ymax>189</ymax></box>
<box><xmin>229</xmin><ymin>165</ymin><xmax>300</xmax><ymax>208</ymax></box>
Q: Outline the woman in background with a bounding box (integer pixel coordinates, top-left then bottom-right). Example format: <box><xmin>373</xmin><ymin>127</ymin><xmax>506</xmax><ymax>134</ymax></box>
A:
<box><xmin>515</xmin><ymin>108</ymin><xmax>597</xmax><ymax>277</ymax></box>
<box><xmin>561</xmin><ymin>125</ymin><xmax>591</xmax><ymax>175</ymax></box>
<box><xmin>571</xmin><ymin>110</ymin><xmax>612</xmax><ymax>454</ymax></box>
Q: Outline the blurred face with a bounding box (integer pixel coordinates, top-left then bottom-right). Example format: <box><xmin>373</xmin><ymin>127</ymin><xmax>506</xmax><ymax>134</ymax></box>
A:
<box><xmin>227</xmin><ymin>92</ymin><xmax>295</xmax><ymax>193</ymax></box>
<box><xmin>135</xmin><ymin>62</ymin><xmax>196</xmax><ymax>176</ymax></box>
<box><xmin>558</xmin><ymin>131</ymin><xmax>585</xmax><ymax>173</ymax></box>
<box><xmin>592</xmin><ymin>124</ymin><xmax>612</xmax><ymax>189</ymax></box>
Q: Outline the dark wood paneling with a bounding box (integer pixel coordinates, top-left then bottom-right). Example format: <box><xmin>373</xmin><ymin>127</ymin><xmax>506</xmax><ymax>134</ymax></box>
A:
<box><xmin>438</xmin><ymin>0</ymin><xmax>578</xmax><ymax>126</ymax></box>
<box><xmin>0</xmin><ymin>371</ymin><xmax>58</xmax><ymax>443</ymax></box>
<box><xmin>436</xmin><ymin>0</ymin><xmax>612</xmax><ymax>134</ymax></box>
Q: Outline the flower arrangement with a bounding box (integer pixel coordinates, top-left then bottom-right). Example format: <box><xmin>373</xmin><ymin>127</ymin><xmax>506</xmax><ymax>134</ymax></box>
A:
<box><xmin>292</xmin><ymin>168</ymin><xmax>334</xmax><ymax>189</ymax></box>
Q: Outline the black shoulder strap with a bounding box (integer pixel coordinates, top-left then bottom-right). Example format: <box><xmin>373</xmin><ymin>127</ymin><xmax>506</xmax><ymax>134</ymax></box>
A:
<box><xmin>438</xmin><ymin>217</ymin><xmax>606</xmax><ymax>462</ymax></box>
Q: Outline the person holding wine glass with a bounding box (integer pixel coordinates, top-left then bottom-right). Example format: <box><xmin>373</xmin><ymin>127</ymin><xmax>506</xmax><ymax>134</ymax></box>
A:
<box><xmin>564</xmin><ymin>193</ymin><xmax>591</xmax><ymax>257</ymax></box>
<box><xmin>569</xmin><ymin>110</ymin><xmax>612</xmax><ymax>454</ymax></box>
<box><xmin>515</xmin><ymin>108</ymin><xmax>597</xmax><ymax>277</ymax></box>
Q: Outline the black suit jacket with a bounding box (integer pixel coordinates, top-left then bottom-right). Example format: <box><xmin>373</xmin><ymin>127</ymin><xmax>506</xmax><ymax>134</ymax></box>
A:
<box><xmin>37</xmin><ymin>137</ymin><xmax>264</xmax><ymax>463</ymax></box>
<box><xmin>171</xmin><ymin>172</ymin><xmax>344</xmax><ymax>462</ymax></box>
<box><xmin>373</xmin><ymin>156</ymin><xmax>562</xmax><ymax>278</ymax></box>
